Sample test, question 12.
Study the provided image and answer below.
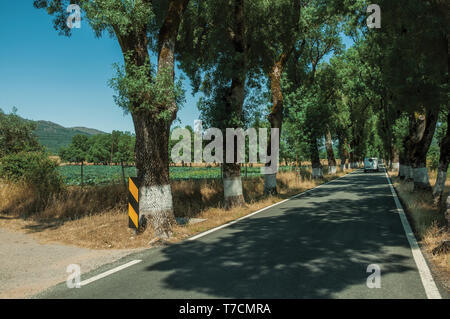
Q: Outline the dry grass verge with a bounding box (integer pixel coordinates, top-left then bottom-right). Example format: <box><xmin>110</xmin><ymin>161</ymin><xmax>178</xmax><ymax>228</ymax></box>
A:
<box><xmin>0</xmin><ymin>168</ymin><xmax>350</xmax><ymax>250</ymax></box>
<box><xmin>389</xmin><ymin>171</ymin><xmax>450</xmax><ymax>291</ymax></box>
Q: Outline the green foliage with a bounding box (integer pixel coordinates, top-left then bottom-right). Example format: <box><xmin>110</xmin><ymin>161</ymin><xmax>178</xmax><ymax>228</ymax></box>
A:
<box><xmin>57</xmin><ymin>165</ymin><xmax>298</xmax><ymax>185</ymax></box>
<box><xmin>0</xmin><ymin>109</ymin><xmax>63</xmax><ymax>206</ymax></box>
<box><xmin>33</xmin><ymin>120</ymin><xmax>104</xmax><ymax>154</ymax></box>
<box><xmin>427</xmin><ymin>144</ymin><xmax>440</xmax><ymax>171</ymax></box>
<box><xmin>33</xmin><ymin>0</ymin><xmax>156</xmax><ymax>38</ymax></box>
<box><xmin>32</xmin><ymin>0</ymin><xmax>449</xmax><ymax>187</ymax></box>
<box><xmin>427</xmin><ymin>116</ymin><xmax>448</xmax><ymax>170</ymax></box>
<box><xmin>34</xmin><ymin>0</ymin><xmax>186</xmax><ymax>126</ymax></box>
<box><xmin>113</xmin><ymin>131</ymin><xmax>135</xmax><ymax>164</ymax></box>
<box><xmin>109</xmin><ymin>53</ymin><xmax>186</xmax><ymax>119</ymax></box>
<box><xmin>0</xmin><ymin>108</ymin><xmax>42</xmax><ymax>158</ymax></box>
<box><xmin>85</xmin><ymin>134</ymin><xmax>111</xmax><ymax>165</ymax></box>
<box><xmin>59</xmin><ymin>134</ymin><xmax>89</xmax><ymax>164</ymax></box>
<box><xmin>58</xmin><ymin>132</ymin><xmax>136</xmax><ymax>186</ymax></box>
<box><xmin>0</xmin><ymin>151</ymin><xmax>63</xmax><ymax>206</ymax></box>
<box><xmin>60</xmin><ymin>131</ymin><xmax>136</xmax><ymax>166</ymax></box>
<box><xmin>58</xmin><ymin>165</ymin><xmax>133</xmax><ymax>186</ymax></box>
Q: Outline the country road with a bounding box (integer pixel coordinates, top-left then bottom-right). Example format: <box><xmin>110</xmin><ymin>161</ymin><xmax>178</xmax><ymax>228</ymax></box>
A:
<box><xmin>36</xmin><ymin>169</ymin><xmax>448</xmax><ymax>299</ymax></box>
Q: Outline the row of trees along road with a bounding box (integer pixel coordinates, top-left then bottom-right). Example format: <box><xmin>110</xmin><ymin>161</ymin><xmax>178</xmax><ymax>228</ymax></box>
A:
<box><xmin>35</xmin><ymin>0</ymin><xmax>449</xmax><ymax>236</ymax></box>
<box><xmin>59</xmin><ymin>131</ymin><xmax>135</xmax><ymax>186</ymax></box>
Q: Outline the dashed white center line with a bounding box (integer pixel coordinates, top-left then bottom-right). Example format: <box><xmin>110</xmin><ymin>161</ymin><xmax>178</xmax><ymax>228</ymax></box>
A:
<box><xmin>80</xmin><ymin>260</ymin><xmax>142</xmax><ymax>287</ymax></box>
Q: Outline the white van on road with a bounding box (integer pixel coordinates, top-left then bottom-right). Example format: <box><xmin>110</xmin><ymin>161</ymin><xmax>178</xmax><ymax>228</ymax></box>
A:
<box><xmin>364</xmin><ymin>158</ymin><xmax>379</xmax><ymax>173</ymax></box>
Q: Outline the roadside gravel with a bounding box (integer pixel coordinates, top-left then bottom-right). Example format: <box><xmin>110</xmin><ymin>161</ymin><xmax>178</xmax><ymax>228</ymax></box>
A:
<box><xmin>0</xmin><ymin>227</ymin><xmax>141</xmax><ymax>299</ymax></box>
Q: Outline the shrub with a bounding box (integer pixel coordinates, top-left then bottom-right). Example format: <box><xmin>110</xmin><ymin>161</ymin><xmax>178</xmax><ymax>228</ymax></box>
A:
<box><xmin>427</xmin><ymin>145</ymin><xmax>440</xmax><ymax>171</ymax></box>
<box><xmin>0</xmin><ymin>152</ymin><xmax>63</xmax><ymax>210</ymax></box>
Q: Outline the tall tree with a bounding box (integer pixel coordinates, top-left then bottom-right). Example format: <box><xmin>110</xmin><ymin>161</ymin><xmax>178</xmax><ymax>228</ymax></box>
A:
<box><xmin>177</xmin><ymin>0</ymin><xmax>252</xmax><ymax>208</ymax></box>
<box><xmin>35</xmin><ymin>0</ymin><xmax>190</xmax><ymax>237</ymax></box>
<box><xmin>113</xmin><ymin>132</ymin><xmax>136</xmax><ymax>187</ymax></box>
<box><xmin>253</xmin><ymin>0</ymin><xmax>302</xmax><ymax>193</ymax></box>
<box><xmin>60</xmin><ymin>134</ymin><xmax>89</xmax><ymax>186</ymax></box>
<box><xmin>284</xmin><ymin>22</ymin><xmax>343</xmax><ymax>179</ymax></box>
<box><xmin>0</xmin><ymin>108</ymin><xmax>42</xmax><ymax>158</ymax></box>
<box><xmin>367</xmin><ymin>0</ymin><xmax>447</xmax><ymax>192</ymax></box>
<box><xmin>433</xmin><ymin>110</ymin><xmax>450</xmax><ymax>205</ymax></box>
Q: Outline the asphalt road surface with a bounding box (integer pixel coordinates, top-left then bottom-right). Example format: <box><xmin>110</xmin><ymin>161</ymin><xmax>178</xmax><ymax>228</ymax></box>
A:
<box><xmin>36</xmin><ymin>169</ymin><xmax>447</xmax><ymax>299</ymax></box>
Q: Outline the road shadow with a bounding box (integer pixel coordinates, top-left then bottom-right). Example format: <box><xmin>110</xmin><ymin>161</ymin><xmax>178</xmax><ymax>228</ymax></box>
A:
<box><xmin>144</xmin><ymin>171</ymin><xmax>417</xmax><ymax>298</ymax></box>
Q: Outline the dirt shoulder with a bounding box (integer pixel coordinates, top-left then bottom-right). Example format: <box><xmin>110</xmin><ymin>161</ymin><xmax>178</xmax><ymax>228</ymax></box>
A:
<box><xmin>0</xmin><ymin>227</ymin><xmax>141</xmax><ymax>299</ymax></box>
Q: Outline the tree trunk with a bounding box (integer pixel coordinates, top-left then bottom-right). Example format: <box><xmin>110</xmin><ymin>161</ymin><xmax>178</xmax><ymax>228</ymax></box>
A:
<box><xmin>310</xmin><ymin>137</ymin><xmax>323</xmax><ymax>179</ymax></box>
<box><xmin>221</xmin><ymin>0</ymin><xmax>246</xmax><ymax>208</ymax></box>
<box><xmin>338</xmin><ymin>135</ymin><xmax>348</xmax><ymax>172</ymax></box>
<box><xmin>114</xmin><ymin>0</ymin><xmax>190</xmax><ymax>237</ymax></box>
<box><xmin>398</xmin><ymin>149</ymin><xmax>406</xmax><ymax>179</ymax></box>
<box><xmin>433</xmin><ymin>111</ymin><xmax>450</xmax><ymax>204</ymax></box>
<box><xmin>133</xmin><ymin>114</ymin><xmax>174</xmax><ymax>238</ymax></box>
<box><xmin>350</xmin><ymin>131</ymin><xmax>363</xmax><ymax>169</ymax></box>
<box><xmin>349</xmin><ymin>139</ymin><xmax>357</xmax><ymax>168</ymax></box>
<box><xmin>325</xmin><ymin>130</ymin><xmax>337</xmax><ymax>174</ymax></box>
<box><xmin>409</xmin><ymin>108</ymin><xmax>440</xmax><ymax>192</ymax></box>
<box><xmin>433</xmin><ymin>31</ymin><xmax>450</xmax><ymax>205</ymax></box>
<box><xmin>391</xmin><ymin>145</ymin><xmax>400</xmax><ymax>172</ymax></box>
<box><xmin>223</xmin><ymin>163</ymin><xmax>244</xmax><ymax>208</ymax></box>
<box><xmin>349</xmin><ymin>149</ymin><xmax>354</xmax><ymax>168</ymax></box>
<box><xmin>263</xmin><ymin>0</ymin><xmax>300</xmax><ymax>193</ymax></box>
<box><xmin>399</xmin><ymin>117</ymin><xmax>415</xmax><ymax>182</ymax></box>
<box><xmin>381</xmin><ymin>94</ymin><xmax>397</xmax><ymax>171</ymax></box>
<box><xmin>264</xmin><ymin>55</ymin><xmax>287</xmax><ymax>195</ymax></box>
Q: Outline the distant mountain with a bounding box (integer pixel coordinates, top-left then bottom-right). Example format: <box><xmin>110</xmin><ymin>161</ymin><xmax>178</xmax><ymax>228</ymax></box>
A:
<box><xmin>32</xmin><ymin>120</ymin><xmax>106</xmax><ymax>154</ymax></box>
<box><xmin>69</xmin><ymin>127</ymin><xmax>106</xmax><ymax>135</ymax></box>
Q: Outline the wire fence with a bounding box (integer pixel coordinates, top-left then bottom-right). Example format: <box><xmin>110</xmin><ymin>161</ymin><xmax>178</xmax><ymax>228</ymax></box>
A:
<box><xmin>58</xmin><ymin>165</ymin><xmax>316</xmax><ymax>186</ymax></box>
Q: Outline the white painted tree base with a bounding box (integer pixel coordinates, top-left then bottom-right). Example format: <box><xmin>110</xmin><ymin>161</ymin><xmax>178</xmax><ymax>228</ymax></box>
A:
<box><xmin>312</xmin><ymin>168</ymin><xmax>323</xmax><ymax>179</ymax></box>
<box><xmin>407</xmin><ymin>166</ymin><xmax>415</xmax><ymax>180</ymax></box>
<box><xmin>413</xmin><ymin>167</ymin><xmax>429</xmax><ymax>184</ymax></box>
<box><xmin>399</xmin><ymin>164</ymin><xmax>405</xmax><ymax>178</ymax></box>
<box><xmin>139</xmin><ymin>184</ymin><xmax>174</xmax><ymax>237</ymax></box>
<box><xmin>140</xmin><ymin>185</ymin><xmax>173</xmax><ymax>213</ymax></box>
<box><xmin>433</xmin><ymin>169</ymin><xmax>447</xmax><ymax>198</ymax></box>
<box><xmin>340</xmin><ymin>164</ymin><xmax>346</xmax><ymax>172</ymax></box>
<box><xmin>224</xmin><ymin>177</ymin><xmax>243</xmax><ymax>198</ymax></box>
<box><xmin>403</xmin><ymin>165</ymin><xmax>413</xmax><ymax>180</ymax></box>
<box><xmin>446</xmin><ymin>197</ymin><xmax>450</xmax><ymax>226</ymax></box>
<box><xmin>392</xmin><ymin>162</ymin><xmax>399</xmax><ymax>171</ymax></box>
<box><xmin>329</xmin><ymin>166</ymin><xmax>337</xmax><ymax>174</ymax></box>
<box><xmin>264</xmin><ymin>174</ymin><xmax>277</xmax><ymax>193</ymax></box>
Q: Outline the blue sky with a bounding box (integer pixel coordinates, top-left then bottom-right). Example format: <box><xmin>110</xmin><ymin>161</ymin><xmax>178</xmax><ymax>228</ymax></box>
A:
<box><xmin>0</xmin><ymin>2</ymin><xmax>353</xmax><ymax>134</ymax></box>
<box><xmin>0</xmin><ymin>1</ymin><xmax>200</xmax><ymax>133</ymax></box>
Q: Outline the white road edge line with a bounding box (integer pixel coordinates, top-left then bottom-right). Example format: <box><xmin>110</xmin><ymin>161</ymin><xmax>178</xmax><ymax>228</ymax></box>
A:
<box><xmin>80</xmin><ymin>260</ymin><xmax>142</xmax><ymax>287</ymax></box>
<box><xmin>188</xmin><ymin>170</ymin><xmax>358</xmax><ymax>241</ymax></box>
<box><xmin>384</xmin><ymin>170</ymin><xmax>442</xmax><ymax>299</ymax></box>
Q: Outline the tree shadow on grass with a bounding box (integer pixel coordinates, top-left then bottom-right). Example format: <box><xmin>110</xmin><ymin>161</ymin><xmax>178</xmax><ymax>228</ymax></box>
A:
<box><xmin>0</xmin><ymin>215</ymin><xmax>19</xmax><ymax>220</ymax></box>
<box><xmin>22</xmin><ymin>220</ymin><xmax>62</xmax><ymax>233</ymax></box>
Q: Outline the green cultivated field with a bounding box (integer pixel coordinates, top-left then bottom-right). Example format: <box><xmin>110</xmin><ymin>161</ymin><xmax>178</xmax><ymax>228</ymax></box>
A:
<box><xmin>57</xmin><ymin>165</ymin><xmax>298</xmax><ymax>186</ymax></box>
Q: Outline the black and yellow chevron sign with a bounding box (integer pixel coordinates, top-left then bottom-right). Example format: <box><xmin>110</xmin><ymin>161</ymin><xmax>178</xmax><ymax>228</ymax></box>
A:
<box><xmin>128</xmin><ymin>177</ymin><xmax>140</xmax><ymax>230</ymax></box>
